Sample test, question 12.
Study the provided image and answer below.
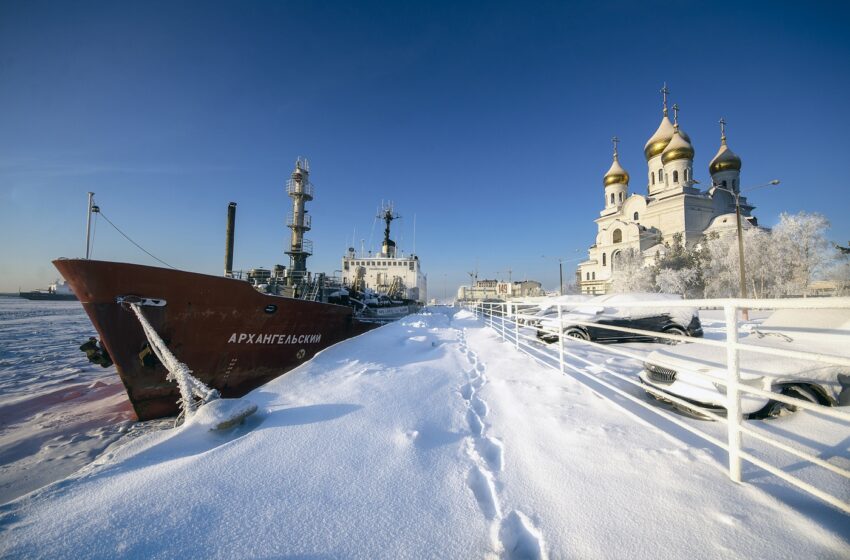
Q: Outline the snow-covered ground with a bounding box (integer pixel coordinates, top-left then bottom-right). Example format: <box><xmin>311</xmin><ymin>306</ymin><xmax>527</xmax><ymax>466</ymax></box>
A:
<box><xmin>1</xmin><ymin>301</ymin><xmax>848</xmax><ymax>558</ymax></box>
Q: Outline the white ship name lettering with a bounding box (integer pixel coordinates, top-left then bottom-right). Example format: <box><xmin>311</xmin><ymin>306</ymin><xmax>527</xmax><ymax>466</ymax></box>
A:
<box><xmin>227</xmin><ymin>333</ymin><xmax>323</xmax><ymax>344</ymax></box>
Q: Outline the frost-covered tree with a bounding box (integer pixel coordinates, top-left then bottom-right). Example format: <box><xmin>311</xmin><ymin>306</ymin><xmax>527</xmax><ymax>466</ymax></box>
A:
<box><xmin>657</xmin><ymin>267</ymin><xmax>699</xmax><ymax>297</ymax></box>
<box><xmin>611</xmin><ymin>249</ymin><xmax>655</xmax><ymax>292</ymax></box>
<box><xmin>654</xmin><ymin>233</ymin><xmax>704</xmax><ymax>297</ymax></box>
<box><xmin>772</xmin><ymin>212</ymin><xmax>833</xmax><ymax>296</ymax></box>
<box><xmin>701</xmin><ymin>231</ymin><xmax>740</xmax><ymax>298</ymax></box>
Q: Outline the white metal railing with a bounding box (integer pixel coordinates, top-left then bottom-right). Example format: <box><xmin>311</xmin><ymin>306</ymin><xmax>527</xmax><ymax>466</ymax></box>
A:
<box><xmin>466</xmin><ymin>296</ymin><xmax>850</xmax><ymax>515</ymax></box>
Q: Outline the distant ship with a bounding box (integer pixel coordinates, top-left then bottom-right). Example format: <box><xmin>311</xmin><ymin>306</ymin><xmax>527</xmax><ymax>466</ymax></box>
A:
<box><xmin>55</xmin><ymin>159</ymin><xmax>422</xmax><ymax>420</ymax></box>
<box><xmin>19</xmin><ymin>279</ymin><xmax>78</xmax><ymax>301</ymax></box>
<box><xmin>341</xmin><ymin>202</ymin><xmax>427</xmax><ymax>321</ymax></box>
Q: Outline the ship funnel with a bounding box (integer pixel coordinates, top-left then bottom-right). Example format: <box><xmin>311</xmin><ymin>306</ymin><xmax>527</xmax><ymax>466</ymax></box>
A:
<box><xmin>225</xmin><ymin>202</ymin><xmax>237</xmax><ymax>276</ymax></box>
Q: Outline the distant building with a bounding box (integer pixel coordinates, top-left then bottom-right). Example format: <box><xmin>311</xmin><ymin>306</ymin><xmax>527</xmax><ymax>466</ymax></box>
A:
<box><xmin>457</xmin><ymin>279</ymin><xmax>543</xmax><ymax>301</ymax></box>
<box><xmin>578</xmin><ymin>85</ymin><xmax>757</xmax><ymax>294</ymax></box>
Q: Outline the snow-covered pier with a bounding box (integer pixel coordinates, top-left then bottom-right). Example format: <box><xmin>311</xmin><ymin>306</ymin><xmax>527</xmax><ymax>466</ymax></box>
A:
<box><xmin>1</xmin><ymin>305</ymin><xmax>848</xmax><ymax>558</ymax></box>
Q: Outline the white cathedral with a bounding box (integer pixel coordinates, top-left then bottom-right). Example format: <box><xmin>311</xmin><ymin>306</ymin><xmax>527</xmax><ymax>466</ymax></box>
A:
<box><xmin>577</xmin><ymin>86</ymin><xmax>756</xmax><ymax>295</ymax></box>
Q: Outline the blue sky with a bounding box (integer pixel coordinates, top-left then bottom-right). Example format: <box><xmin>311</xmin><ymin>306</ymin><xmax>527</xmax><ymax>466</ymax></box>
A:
<box><xmin>2</xmin><ymin>0</ymin><xmax>849</xmax><ymax>296</ymax></box>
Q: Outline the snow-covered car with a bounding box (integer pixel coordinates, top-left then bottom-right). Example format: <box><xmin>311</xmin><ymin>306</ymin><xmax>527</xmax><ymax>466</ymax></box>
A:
<box><xmin>517</xmin><ymin>295</ymin><xmax>594</xmax><ymax>326</ymax></box>
<box><xmin>536</xmin><ymin>293</ymin><xmax>702</xmax><ymax>343</ymax></box>
<box><xmin>639</xmin><ymin>308</ymin><xmax>850</xmax><ymax>418</ymax></box>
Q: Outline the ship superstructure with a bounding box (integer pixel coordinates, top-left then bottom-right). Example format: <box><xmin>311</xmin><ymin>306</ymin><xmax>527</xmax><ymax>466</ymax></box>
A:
<box><xmin>53</xmin><ymin>160</ymin><xmax>421</xmax><ymax>420</ymax></box>
<box><xmin>341</xmin><ymin>203</ymin><xmax>427</xmax><ymax>304</ymax></box>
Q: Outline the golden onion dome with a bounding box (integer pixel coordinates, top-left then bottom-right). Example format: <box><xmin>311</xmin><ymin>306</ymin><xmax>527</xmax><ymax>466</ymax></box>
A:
<box><xmin>661</xmin><ymin>126</ymin><xmax>694</xmax><ymax>164</ymax></box>
<box><xmin>709</xmin><ymin>137</ymin><xmax>742</xmax><ymax>174</ymax></box>
<box><xmin>603</xmin><ymin>155</ymin><xmax>629</xmax><ymax>187</ymax></box>
<box><xmin>644</xmin><ymin>115</ymin><xmax>675</xmax><ymax>160</ymax></box>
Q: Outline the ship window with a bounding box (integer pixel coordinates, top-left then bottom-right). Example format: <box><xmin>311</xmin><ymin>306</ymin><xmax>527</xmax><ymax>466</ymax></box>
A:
<box><xmin>602</xmin><ymin>253</ymin><xmax>606</xmax><ymax>266</ymax></box>
<box><xmin>409</xmin><ymin>261</ymin><xmax>415</xmax><ymax>271</ymax></box>
<box><xmin>613</xmin><ymin>229</ymin><xmax>622</xmax><ymax>243</ymax></box>
<box><xmin>344</xmin><ymin>261</ymin><xmax>349</xmax><ymax>271</ymax></box>
<box><xmin>673</xmin><ymin>170</ymin><xmax>679</xmax><ymax>183</ymax></box>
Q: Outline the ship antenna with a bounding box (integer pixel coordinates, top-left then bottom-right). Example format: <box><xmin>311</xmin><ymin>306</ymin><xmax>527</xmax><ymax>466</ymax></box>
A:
<box><xmin>85</xmin><ymin>192</ymin><xmax>95</xmax><ymax>259</ymax></box>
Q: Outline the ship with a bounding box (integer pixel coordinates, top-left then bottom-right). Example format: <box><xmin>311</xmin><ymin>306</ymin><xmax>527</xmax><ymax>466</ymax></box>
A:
<box><xmin>54</xmin><ymin>159</ymin><xmax>421</xmax><ymax>420</ymax></box>
<box><xmin>19</xmin><ymin>279</ymin><xmax>78</xmax><ymax>301</ymax></box>
<box><xmin>341</xmin><ymin>202</ymin><xmax>427</xmax><ymax>321</ymax></box>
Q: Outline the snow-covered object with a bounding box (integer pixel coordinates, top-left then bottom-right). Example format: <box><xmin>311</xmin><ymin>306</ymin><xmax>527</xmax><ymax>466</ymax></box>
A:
<box><xmin>0</xmin><ymin>306</ymin><xmax>848</xmax><ymax>558</ymax></box>
<box><xmin>539</xmin><ymin>293</ymin><xmax>698</xmax><ymax>333</ymax></box>
<box><xmin>641</xmin><ymin>308</ymin><xmax>850</xmax><ymax>414</ymax></box>
<box><xmin>186</xmin><ymin>398</ymin><xmax>258</xmax><ymax>431</ymax></box>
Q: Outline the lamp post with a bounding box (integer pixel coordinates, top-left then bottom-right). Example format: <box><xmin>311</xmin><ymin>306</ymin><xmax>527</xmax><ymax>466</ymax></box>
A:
<box><xmin>542</xmin><ymin>250</ymin><xmax>582</xmax><ymax>295</ymax></box>
<box><xmin>714</xmin><ymin>180</ymin><xmax>780</xmax><ymax>319</ymax></box>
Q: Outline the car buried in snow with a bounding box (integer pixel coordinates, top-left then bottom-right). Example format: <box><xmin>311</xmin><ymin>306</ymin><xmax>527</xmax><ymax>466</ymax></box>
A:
<box><xmin>535</xmin><ymin>293</ymin><xmax>703</xmax><ymax>344</ymax></box>
<box><xmin>516</xmin><ymin>295</ymin><xmax>595</xmax><ymax>327</ymax></box>
<box><xmin>639</xmin><ymin>308</ymin><xmax>850</xmax><ymax>419</ymax></box>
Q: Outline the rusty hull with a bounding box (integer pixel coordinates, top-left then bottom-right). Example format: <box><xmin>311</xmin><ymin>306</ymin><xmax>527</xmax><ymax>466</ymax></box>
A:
<box><xmin>54</xmin><ymin>259</ymin><xmax>377</xmax><ymax>420</ymax></box>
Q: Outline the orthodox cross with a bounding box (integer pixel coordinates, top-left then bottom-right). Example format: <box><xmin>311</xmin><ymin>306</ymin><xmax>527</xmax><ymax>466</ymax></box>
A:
<box><xmin>612</xmin><ymin>136</ymin><xmax>620</xmax><ymax>158</ymax></box>
<box><xmin>660</xmin><ymin>82</ymin><xmax>670</xmax><ymax>115</ymax></box>
<box><xmin>719</xmin><ymin>117</ymin><xmax>727</xmax><ymax>141</ymax></box>
<box><xmin>672</xmin><ymin>103</ymin><xmax>680</xmax><ymax>126</ymax></box>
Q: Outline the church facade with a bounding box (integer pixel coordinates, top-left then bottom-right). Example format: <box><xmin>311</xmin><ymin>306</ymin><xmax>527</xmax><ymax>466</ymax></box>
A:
<box><xmin>577</xmin><ymin>86</ymin><xmax>755</xmax><ymax>295</ymax></box>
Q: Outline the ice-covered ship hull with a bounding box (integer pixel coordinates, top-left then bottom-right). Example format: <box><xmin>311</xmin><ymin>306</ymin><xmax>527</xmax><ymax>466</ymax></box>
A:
<box><xmin>54</xmin><ymin>258</ymin><xmax>377</xmax><ymax>420</ymax></box>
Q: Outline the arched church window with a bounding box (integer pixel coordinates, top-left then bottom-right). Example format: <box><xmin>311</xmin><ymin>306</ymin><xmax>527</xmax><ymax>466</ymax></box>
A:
<box><xmin>658</xmin><ymin>169</ymin><xmax>663</xmax><ymax>182</ymax></box>
<box><xmin>602</xmin><ymin>253</ymin><xmax>606</xmax><ymax>266</ymax></box>
<box><xmin>633</xmin><ymin>212</ymin><xmax>639</xmax><ymax>221</ymax></box>
<box><xmin>651</xmin><ymin>172</ymin><xmax>655</xmax><ymax>185</ymax></box>
<box><xmin>722</xmin><ymin>180</ymin><xmax>727</xmax><ymax>188</ymax></box>
<box><xmin>592</xmin><ymin>272</ymin><xmax>596</xmax><ymax>280</ymax></box>
<box><xmin>613</xmin><ymin>229</ymin><xmax>622</xmax><ymax>243</ymax></box>
<box><xmin>673</xmin><ymin>170</ymin><xmax>679</xmax><ymax>183</ymax></box>
<box><xmin>618</xmin><ymin>192</ymin><xmax>623</xmax><ymax>202</ymax></box>
<box><xmin>586</xmin><ymin>272</ymin><xmax>590</xmax><ymax>281</ymax></box>
<box><xmin>610</xmin><ymin>193</ymin><xmax>615</xmax><ymax>204</ymax></box>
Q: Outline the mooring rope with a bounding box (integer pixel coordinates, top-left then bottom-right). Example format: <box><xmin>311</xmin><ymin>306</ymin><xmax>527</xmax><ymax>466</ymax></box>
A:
<box><xmin>129</xmin><ymin>303</ymin><xmax>219</xmax><ymax>417</ymax></box>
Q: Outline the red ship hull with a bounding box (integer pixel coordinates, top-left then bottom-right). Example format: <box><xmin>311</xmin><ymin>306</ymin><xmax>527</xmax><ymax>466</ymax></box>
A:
<box><xmin>54</xmin><ymin>259</ymin><xmax>378</xmax><ymax>420</ymax></box>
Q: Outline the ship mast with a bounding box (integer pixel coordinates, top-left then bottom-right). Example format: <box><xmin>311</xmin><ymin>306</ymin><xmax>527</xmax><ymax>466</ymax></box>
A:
<box><xmin>285</xmin><ymin>158</ymin><xmax>313</xmax><ymax>285</ymax></box>
<box><xmin>378</xmin><ymin>202</ymin><xmax>400</xmax><ymax>258</ymax></box>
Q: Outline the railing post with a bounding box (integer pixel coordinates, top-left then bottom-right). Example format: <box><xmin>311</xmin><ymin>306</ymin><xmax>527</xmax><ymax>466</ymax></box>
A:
<box><xmin>501</xmin><ymin>303</ymin><xmax>506</xmax><ymax>341</ymax></box>
<box><xmin>724</xmin><ymin>303</ymin><xmax>743</xmax><ymax>483</ymax></box>
<box><xmin>514</xmin><ymin>305</ymin><xmax>520</xmax><ymax>350</ymax></box>
<box><xmin>558</xmin><ymin>303</ymin><xmax>564</xmax><ymax>373</ymax></box>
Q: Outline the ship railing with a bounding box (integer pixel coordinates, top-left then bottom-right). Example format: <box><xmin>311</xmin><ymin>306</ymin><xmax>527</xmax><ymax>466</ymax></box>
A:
<box><xmin>286</xmin><ymin>213</ymin><xmax>312</xmax><ymax>230</ymax></box>
<box><xmin>287</xmin><ymin>239</ymin><xmax>314</xmax><ymax>256</ymax></box>
<box><xmin>286</xmin><ymin>178</ymin><xmax>315</xmax><ymax>199</ymax></box>
<box><xmin>466</xmin><ymin>296</ymin><xmax>850</xmax><ymax>516</ymax></box>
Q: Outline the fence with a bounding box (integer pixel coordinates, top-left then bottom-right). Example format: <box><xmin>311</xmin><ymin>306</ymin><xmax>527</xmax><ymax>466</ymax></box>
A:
<box><xmin>467</xmin><ymin>296</ymin><xmax>850</xmax><ymax>515</ymax></box>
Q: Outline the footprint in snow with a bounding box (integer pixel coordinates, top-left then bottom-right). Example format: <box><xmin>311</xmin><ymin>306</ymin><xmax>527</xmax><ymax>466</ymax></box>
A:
<box><xmin>471</xmin><ymin>373</ymin><xmax>487</xmax><ymax>389</ymax></box>
<box><xmin>460</xmin><ymin>383</ymin><xmax>474</xmax><ymax>402</ymax></box>
<box><xmin>476</xmin><ymin>436</ymin><xmax>504</xmax><ymax>472</ymax></box>
<box><xmin>498</xmin><ymin>510</ymin><xmax>547</xmax><ymax>560</ymax></box>
<box><xmin>468</xmin><ymin>465</ymin><xmax>501</xmax><ymax>520</ymax></box>
<box><xmin>471</xmin><ymin>394</ymin><xmax>489</xmax><ymax>418</ymax></box>
<box><xmin>467</xmin><ymin>409</ymin><xmax>484</xmax><ymax>436</ymax></box>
